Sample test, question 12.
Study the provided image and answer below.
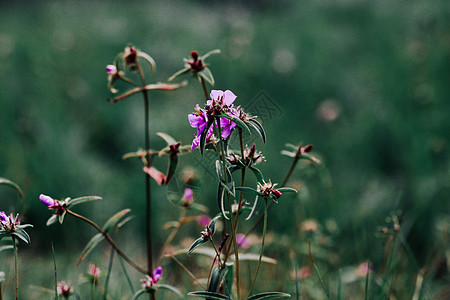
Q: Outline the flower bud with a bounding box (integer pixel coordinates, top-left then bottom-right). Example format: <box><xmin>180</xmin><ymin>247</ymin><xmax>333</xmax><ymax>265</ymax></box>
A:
<box><xmin>40</xmin><ymin>194</ymin><xmax>55</xmax><ymax>207</ymax></box>
<box><xmin>106</xmin><ymin>64</ymin><xmax>117</xmax><ymax>75</ymax></box>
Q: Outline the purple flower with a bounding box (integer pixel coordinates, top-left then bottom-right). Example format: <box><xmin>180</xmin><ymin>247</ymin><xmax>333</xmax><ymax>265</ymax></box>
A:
<box><xmin>106</xmin><ymin>65</ymin><xmax>117</xmax><ymax>75</ymax></box>
<box><xmin>141</xmin><ymin>266</ymin><xmax>162</xmax><ymax>288</ymax></box>
<box><xmin>236</xmin><ymin>233</ymin><xmax>250</xmax><ymax>249</ymax></box>
<box><xmin>188</xmin><ymin>90</ymin><xmax>238</xmax><ymax>149</ymax></box>
<box><xmin>40</xmin><ymin>194</ymin><xmax>55</xmax><ymax>207</ymax></box>
<box><xmin>0</xmin><ymin>211</ymin><xmax>7</xmax><ymax>222</ymax></box>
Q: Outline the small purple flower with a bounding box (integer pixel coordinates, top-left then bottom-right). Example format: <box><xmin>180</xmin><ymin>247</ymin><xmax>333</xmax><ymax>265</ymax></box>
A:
<box><xmin>106</xmin><ymin>65</ymin><xmax>117</xmax><ymax>75</ymax></box>
<box><xmin>236</xmin><ymin>233</ymin><xmax>250</xmax><ymax>249</ymax></box>
<box><xmin>40</xmin><ymin>194</ymin><xmax>55</xmax><ymax>207</ymax></box>
<box><xmin>141</xmin><ymin>266</ymin><xmax>162</xmax><ymax>288</ymax></box>
<box><xmin>0</xmin><ymin>211</ymin><xmax>7</xmax><ymax>222</ymax></box>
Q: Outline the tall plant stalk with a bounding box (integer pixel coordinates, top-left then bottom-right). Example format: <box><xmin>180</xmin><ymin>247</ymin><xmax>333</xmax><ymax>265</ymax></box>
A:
<box><xmin>12</xmin><ymin>236</ymin><xmax>18</xmax><ymax>300</ymax></box>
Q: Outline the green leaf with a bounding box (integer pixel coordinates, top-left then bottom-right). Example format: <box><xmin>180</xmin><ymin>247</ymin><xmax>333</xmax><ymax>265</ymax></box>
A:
<box><xmin>46</xmin><ymin>215</ymin><xmax>58</xmax><ymax>226</ymax></box>
<box><xmin>168</xmin><ymin>67</ymin><xmax>191</xmax><ymax>82</ymax></box>
<box><xmin>217</xmin><ymin>114</ymin><xmax>250</xmax><ymax>135</ymax></box>
<box><xmin>102</xmin><ymin>209</ymin><xmax>131</xmax><ymax>231</ymax></box>
<box><xmin>235</xmin><ymin>186</ymin><xmax>262</xmax><ymax>197</ymax></box>
<box><xmin>58</xmin><ymin>211</ymin><xmax>66</xmax><ymax>224</ymax></box>
<box><xmin>248</xmin><ymin>166</ymin><xmax>264</xmax><ymax>183</ymax></box>
<box><xmin>300</xmin><ymin>153</ymin><xmax>321</xmax><ymax>165</ymax></box>
<box><xmin>208</xmin><ymin>266</ymin><xmax>228</xmax><ymax>293</ymax></box>
<box><xmin>277</xmin><ymin>187</ymin><xmax>297</xmax><ymax>193</ymax></box>
<box><xmin>187</xmin><ymin>291</ymin><xmax>231</xmax><ymax>300</ymax></box>
<box><xmin>130</xmin><ymin>288</ymin><xmax>147</xmax><ymax>300</ymax></box>
<box><xmin>220</xmin><ymin>181</ymin><xmax>235</xmax><ymax>197</ymax></box>
<box><xmin>137</xmin><ymin>50</ymin><xmax>156</xmax><ymax>73</ymax></box>
<box><xmin>77</xmin><ymin>233</ymin><xmax>104</xmax><ymax>265</ymax></box>
<box><xmin>187</xmin><ymin>237</ymin><xmax>207</xmax><ymax>255</ymax></box>
<box><xmin>200</xmin><ymin>49</ymin><xmax>221</xmax><ymax>60</ymax></box>
<box><xmin>156</xmin><ymin>284</ymin><xmax>184</xmax><ymax>298</ymax></box>
<box><xmin>12</xmin><ymin>229</ymin><xmax>31</xmax><ymax>244</ymax></box>
<box><xmin>198</xmin><ymin>67</ymin><xmax>215</xmax><ymax>86</ymax></box>
<box><xmin>247</xmin><ymin>119</ymin><xmax>266</xmax><ymax>143</ymax></box>
<box><xmin>208</xmin><ymin>215</ymin><xmax>221</xmax><ymax>236</ymax></box>
<box><xmin>156</xmin><ymin>132</ymin><xmax>178</xmax><ymax>146</ymax></box>
<box><xmin>246</xmin><ymin>195</ymin><xmax>260</xmax><ymax>221</ymax></box>
<box><xmin>247</xmin><ymin>292</ymin><xmax>291</xmax><ymax>300</ymax></box>
<box><xmin>0</xmin><ymin>178</ymin><xmax>24</xmax><ymax>198</ymax></box>
<box><xmin>217</xmin><ymin>184</ymin><xmax>228</xmax><ymax>220</ymax></box>
<box><xmin>280</xmin><ymin>150</ymin><xmax>296</xmax><ymax>158</ymax></box>
<box><xmin>166</xmin><ymin>154</ymin><xmax>178</xmax><ymax>185</ymax></box>
<box><xmin>200</xmin><ymin>119</ymin><xmax>214</xmax><ymax>156</ymax></box>
<box><xmin>67</xmin><ymin>196</ymin><xmax>102</xmax><ymax>208</ymax></box>
<box><xmin>0</xmin><ymin>245</ymin><xmax>13</xmax><ymax>252</ymax></box>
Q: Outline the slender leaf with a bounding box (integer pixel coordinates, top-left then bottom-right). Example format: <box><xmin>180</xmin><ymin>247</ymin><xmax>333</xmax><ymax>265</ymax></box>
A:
<box><xmin>277</xmin><ymin>187</ymin><xmax>298</xmax><ymax>194</ymax></box>
<box><xmin>208</xmin><ymin>266</ymin><xmax>228</xmax><ymax>293</ymax></box>
<box><xmin>166</xmin><ymin>154</ymin><xmax>178</xmax><ymax>184</ymax></box>
<box><xmin>280</xmin><ymin>150</ymin><xmax>296</xmax><ymax>158</ymax></box>
<box><xmin>223</xmin><ymin>263</ymin><xmax>234</xmax><ymax>296</ymax></box>
<box><xmin>235</xmin><ymin>186</ymin><xmax>262</xmax><ymax>197</ymax></box>
<box><xmin>156</xmin><ymin>132</ymin><xmax>177</xmax><ymax>146</ymax></box>
<box><xmin>168</xmin><ymin>67</ymin><xmax>191</xmax><ymax>82</ymax></box>
<box><xmin>247</xmin><ymin>292</ymin><xmax>291</xmax><ymax>300</ymax></box>
<box><xmin>77</xmin><ymin>233</ymin><xmax>104</xmax><ymax>265</ymax></box>
<box><xmin>217</xmin><ymin>184</ymin><xmax>228</xmax><ymax>220</ymax></box>
<box><xmin>0</xmin><ymin>178</ymin><xmax>24</xmax><ymax>198</ymax></box>
<box><xmin>102</xmin><ymin>209</ymin><xmax>131</xmax><ymax>231</ymax></box>
<box><xmin>130</xmin><ymin>289</ymin><xmax>147</xmax><ymax>300</ymax></box>
<box><xmin>187</xmin><ymin>291</ymin><xmax>231</xmax><ymax>300</ymax></box>
<box><xmin>156</xmin><ymin>284</ymin><xmax>184</xmax><ymax>298</ymax></box>
<box><xmin>248</xmin><ymin>166</ymin><xmax>264</xmax><ymax>183</ymax></box>
<box><xmin>247</xmin><ymin>119</ymin><xmax>266</xmax><ymax>143</ymax></box>
<box><xmin>217</xmin><ymin>113</ymin><xmax>250</xmax><ymax>135</ymax></box>
<box><xmin>208</xmin><ymin>216</ymin><xmax>221</xmax><ymax>236</ymax></box>
<box><xmin>67</xmin><ymin>196</ymin><xmax>102</xmax><ymax>208</ymax></box>
<box><xmin>200</xmin><ymin>49</ymin><xmax>221</xmax><ymax>60</ymax></box>
<box><xmin>188</xmin><ymin>237</ymin><xmax>207</xmax><ymax>255</ymax></box>
<box><xmin>0</xmin><ymin>245</ymin><xmax>13</xmax><ymax>252</ymax></box>
<box><xmin>198</xmin><ymin>67</ymin><xmax>215</xmax><ymax>86</ymax></box>
<box><xmin>246</xmin><ymin>195</ymin><xmax>260</xmax><ymax>221</ymax></box>
<box><xmin>12</xmin><ymin>229</ymin><xmax>31</xmax><ymax>244</ymax></box>
<box><xmin>200</xmin><ymin>119</ymin><xmax>214</xmax><ymax>156</ymax></box>
<box><xmin>46</xmin><ymin>215</ymin><xmax>58</xmax><ymax>226</ymax></box>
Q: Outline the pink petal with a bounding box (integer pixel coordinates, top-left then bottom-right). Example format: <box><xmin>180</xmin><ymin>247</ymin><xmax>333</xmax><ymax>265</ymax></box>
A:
<box><xmin>210</xmin><ymin>90</ymin><xmax>224</xmax><ymax>101</ymax></box>
<box><xmin>223</xmin><ymin>90</ymin><xmax>237</xmax><ymax>106</ymax></box>
<box><xmin>143</xmin><ymin>167</ymin><xmax>166</xmax><ymax>185</ymax></box>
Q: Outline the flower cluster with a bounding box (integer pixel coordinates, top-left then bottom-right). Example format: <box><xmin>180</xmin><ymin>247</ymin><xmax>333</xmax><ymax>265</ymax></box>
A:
<box><xmin>57</xmin><ymin>280</ymin><xmax>74</xmax><ymax>297</ymax></box>
<box><xmin>0</xmin><ymin>212</ymin><xmax>19</xmax><ymax>232</ymax></box>
<box><xmin>227</xmin><ymin>144</ymin><xmax>265</xmax><ymax>166</ymax></box>
<box><xmin>188</xmin><ymin>90</ymin><xmax>238</xmax><ymax>149</ymax></box>
<box><xmin>257</xmin><ymin>180</ymin><xmax>282</xmax><ymax>200</ymax></box>
<box><xmin>141</xmin><ymin>266</ymin><xmax>162</xmax><ymax>289</ymax></box>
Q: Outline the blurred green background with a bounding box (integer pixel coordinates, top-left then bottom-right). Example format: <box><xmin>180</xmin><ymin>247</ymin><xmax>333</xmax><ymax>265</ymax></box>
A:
<box><xmin>1</xmin><ymin>0</ymin><xmax>449</xmax><ymax>298</ymax></box>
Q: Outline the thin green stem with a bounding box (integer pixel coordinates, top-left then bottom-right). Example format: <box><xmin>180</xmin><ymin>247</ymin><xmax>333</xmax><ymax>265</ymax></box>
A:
<box><xmin>12</xmin><ymin>236</ymin><xmax>18</xmax><ymax>300</ymax></box>
<box><xmin>215</xmin><ymin>118</ymin><xmax>241</xmax><ymax>300</ymax></box>
<box><xmin>66</xmin><ymin>210</ymin><xmax>148</xmax><ymax>274</ymax></box>
<box><xmin>103</xmin><ymin>245</ymin><xmax>115</xmax><ymax>300</ymax></box>
<box><xmin>247</xmin><ymin>198</ymin><xmax>268</xmax><ymax>298</ymax></box>
<box><xmin>51</xmin><ymin>241</ymin><xmax>59</xmax><ymax>300</ymax></box>
<box><xmin>364</xmin><ymin>261</ymin><xmax>370</xmax><ymax>300</ymax></box>
<box><xmin>309</xmin><ymin>242</ymin><xmax>330</xmax><ymax>299</ymax></box>
<box><xmin>118</xmin><ymin>254</ymin><xmax>135</xmax><ymax>294</ymax></box>
<box><xmin>200</xmin><ymin>77</ymin><xmax>209</xmax><ymax>101</ymax></box>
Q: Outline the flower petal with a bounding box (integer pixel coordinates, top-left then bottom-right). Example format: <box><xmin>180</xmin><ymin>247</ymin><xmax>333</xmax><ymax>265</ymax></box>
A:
<box><xmin>223</xmin><ymin>90</ymin><xmax>237</xmax><ymax>106</ymax></box>
<box><xmin>40</xmin><ymin>194</ymin><xmax>55</xmax><ymax>207</ymax></box>
<box><xmin>210</xmin><ymin>90</ymin><xmax>224</xmax><ymax>101</ymax></box>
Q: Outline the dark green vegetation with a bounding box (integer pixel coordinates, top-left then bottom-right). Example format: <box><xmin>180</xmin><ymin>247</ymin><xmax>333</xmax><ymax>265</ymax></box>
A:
<box><xmin>0</xmin><ymin>0</ymin><xmax>449</xmax><ymax>298</ymax></box>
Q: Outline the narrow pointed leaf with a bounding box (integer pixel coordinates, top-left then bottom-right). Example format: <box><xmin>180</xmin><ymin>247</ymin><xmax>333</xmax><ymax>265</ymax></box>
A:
<box><xmin>215</xmin><ymin>160</ymin><xmax>225</xmax><ymax>183</ymax></box>
<box><xmin>246</xmin><ymin>195</ymin><xmax>260</xmax><ymax>220</ymax></box>
<box><xmin>208</xmin><ymin>215</ymin><xmax>221</xmax><ymax>236</ymax></box>
<box><xmin>247</xmin><ymin>119</ymin><xmax>266</xmax><ymax>143</ymax></box>
<box><xmin>198</xmin><ymin>67</ymin><xmax>215</xmax><ymax>86</ymax></box>
<box><xmin>200</xmin><ymin>119</ymin><xmax>214</xmax><ymax>156</ymax></box>
<box><xmin>137</xmin><ymin>51</ymin><xmax>156</xmax><ymax>73</ymax></box>
<box><xmin>0</xmin><ymin>178</ymin><xmax>24</xmax><ymax>198</ymax></box>
<box><xmin>247</xmin><ymin>292</ymin><xmax>291</xmax><ymax>300</ymax></box>
<box><xmin>188</xmin><ymin>291</ymin><xmax>231</xmax><ymax>300</ymax></box>
<box><xmin>208</xmin><ymin>265</ymin><xmax>228</xmax><ymax>293</ymax></box>
<box><xmin>165</xmin><ymin>154</ymin><xmax>178</xmax><ymax>185</ymax></box>
<box><xmin>235</xmin><ymin>186</ymin><xmax>262</xmax><ymax>197</ymax></box>
<box><xmin>217</xmin><ymin>114</ymin><xmax>250</xmax><ymax>135</ymax></box>
<box><xmin>156</xmin><ymin>132</ymin><xmax>177</xmax><ymax>147</ymax></box>
<box><xmin>220</xmin><ymin>181</ymin><xmax>235</xmax><ymax>197</ymax></box>
<box><xmin>168</xmin><ymin>67</ymin><xmax>191</xmax><ymax>81</ymax></box>
<box><xmin>130</xmin><ymin>289</ymin><xmax>147</xmax><ymax>300</ymax></box>
<box><xmin>200</xmin><ymin>49</ymin><xmax>221</xmax><ymax>60</ymax></box>
<box><xmin>68</xmin><ymin>196</ymin><xmax>102</xmax><ymax>207</ymax></box>
<box><xmin>217</xmin><ymin>184</ymin><xmax>229</xmax><ymax>220</ymax></box>
<box><xmin>77</xmin><ymin>233</ymin><xmax>104</xmax><ymax>265</ymax></box>
<box><xmin>102</xmin><ymin>209</ymin><xmax>131</xmax><ymax>231</ymax></box>
<box><xmin>280</xmin><ymin>150</ymin><xmax>296</xmax><ymax>158</ymax></box>
<box><xmin>0</xmin><ymin>245</ymin><xmax>13</xmax><ymax>252</ymax></box>
<box><xmin>277</xmin><ymin>187</ymin><xmax>297</xmax><ymax>193</ymax></box>
<box><xmin>46</xmin><ymin>215</ymin><xmax>58</xmax><ymax>226</ymax></box>
<box><xmin>156</xmin><ymin>284</ymin><xmax>184</xmax><ymax>298</ymax></box>
<box><xmin>188</xmin><ymin>237</ymin><xmax>207</xmax><ymax>255</ymax></box>
<box><xmin>300</xmin><ymin>154</ymin><xmax>321</xmax><ymax>164</ymax></box>
<box><xmin>13</xmin><ymin>229</ymin><xmax>31</xmax><ymax>244</ymax></box>
<box><xmin>248</xmin><ymin>166</ymin><xmax>264</xmax><ymax>183</ymax></box>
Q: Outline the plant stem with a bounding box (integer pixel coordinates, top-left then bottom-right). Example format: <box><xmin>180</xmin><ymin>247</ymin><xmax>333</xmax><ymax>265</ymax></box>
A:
<box><xmin>51</xmin><ymin>241</ymin><xmax>59</xmax><ymax>300</ymax></box>
<box><xmin>200</xmin><ymin>77</ymin><xmax>209</xmax><ymax>101</ymax></box>
<box><xmin>136</xmin><ymin>62</ymin><xmax>155</xmax><ymax>300</ymax></box>
<box><xmin>12</xmin><ymin>236</ymin><xmax>18</xmax><ymax>300</ymax></box>
<box><xmin>215</xmin><ymin>118</ymin><xmax>241</xmax><ymax>300</ymax></box>
<box><xmin>247</xmin><ymin>198</ymin><xmax>268</xmax><ymax>298</ymax></box>
<box><xmin>66</xmin><ymin>210</ymin><xmax>148</xmax><ymax>274</ymax></box>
